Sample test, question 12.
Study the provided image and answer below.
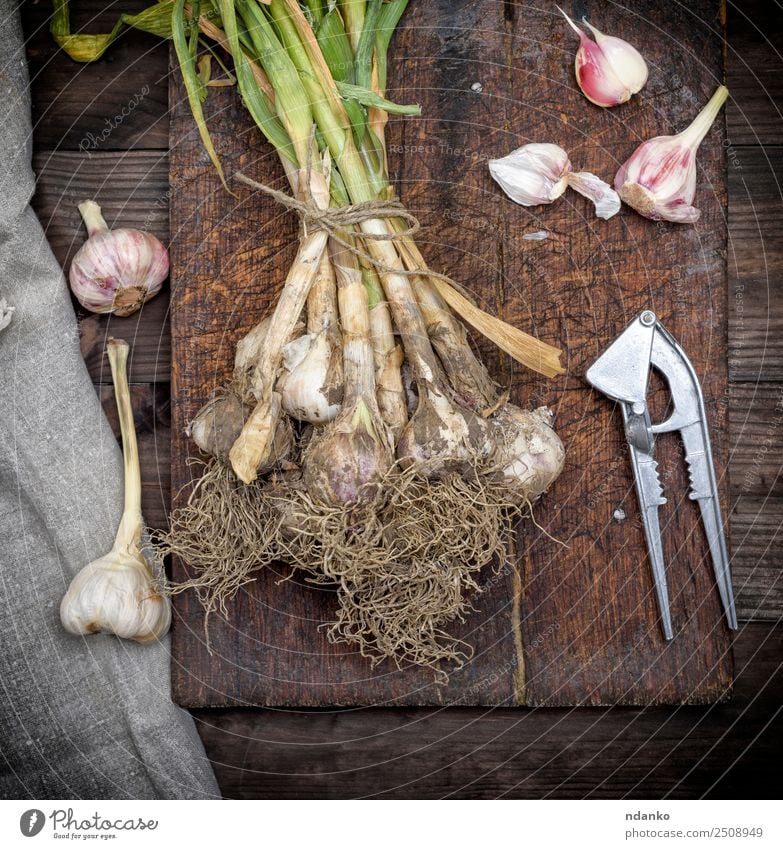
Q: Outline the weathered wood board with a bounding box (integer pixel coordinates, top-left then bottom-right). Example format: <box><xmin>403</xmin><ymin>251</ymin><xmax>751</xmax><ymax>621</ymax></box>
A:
<box><xmin>169</xmin><ymin>0</ymin><xmax>733</xmax><ymax>707</ymax></box>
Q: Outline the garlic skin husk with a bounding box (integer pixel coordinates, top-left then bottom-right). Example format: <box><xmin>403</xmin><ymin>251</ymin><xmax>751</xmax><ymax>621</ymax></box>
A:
<box><xmin>60</xmin><ymin>548</ymin><xmax>171</xmax><ymax>642</ymax></box>
<box><xmin>614</xmin><ymin>85</ymin><xmax>729</xmax><ymax>223</ymax></box>
<box><xmin>565</xmin><ymin>171</ymin><xmax>621</xmax><ymax>219</ymax></box>
<box><xmin>489</xmin><ymin>143</ymin><xmax>572</xmax><ymax>206</ymax></box>
<box><xmin>69</xmin><ymin>201</ymin><xmax>169</xmax><ymax>317</ymax></box>
<box><xmin>559</xmin><ymin>8</ymin><xmax>648</xmax><ymax>107</ymax></box>
<box><xmin>278</xmin><ymin>330</ymin><xmax>342</xmax><ymax>423</ymax></box>
<box><xmin>60</xmin><ymin>338</ymin><xmax>171</xmax><ymax>643</ymax></box>
<box><xmin>490</xmin><ymin>405</ymin><xmax>565</xmax><ymax>500</ymax></box>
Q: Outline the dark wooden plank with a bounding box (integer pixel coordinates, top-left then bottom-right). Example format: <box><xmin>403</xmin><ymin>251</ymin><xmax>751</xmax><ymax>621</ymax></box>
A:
<box><xmin>731</xmin><ymin>496</ymin><xmax>783</xmax><ymax>619</ymax></box>
<box><xmin>31</xmin><ymin>149</ymin><xmax>171</xmax><ymax>383</ymax></box>
<box><xmin>726</xmin><ymin>0</ymin><xmax>783</xmax><ymax>147</ymax></box>
<box><xmin>191</xmin><ymin>621</ymin><xmax>782</xmax><ymax>799</ymax></box>
<box><xmin>168</xmin><ymin>1</ymin><xmax>525</xmax><ymax>709</ymax></box>
<box><xmin>21</xmin><ymin>0</ymin><xmax>169</xmax><ymax>151</ymax></box>
<box><xmin>496</xmin><ymin>0</ymin><xmax>732</xmax><ymax>705</ymax></box>
<box><xmin>727</xmin><ymin>145</ymin><xmax>783</xmax><ymax>382</ymax></box>
<box><xmin>169</xmin><ymin>1</ymin><xmax>733</xmax><ymax>708</ymax></box>
<box><xmin>99</xmin><ymin>383</ymin><xmax>171</xmax><ymax>530</ymax></box>
<box><xmin>729</xmin><ymin>383</ymin><xmax>783</xmax><ymax>499</ymax></box>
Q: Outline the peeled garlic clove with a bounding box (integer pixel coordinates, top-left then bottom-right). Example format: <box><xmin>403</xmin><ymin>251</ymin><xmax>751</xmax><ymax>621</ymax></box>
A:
<box><xmin>278</xmin><ymin>331</ymin><xmax>342</xmax><ymax>424</ymax></box>
<box><xmin>488</xmin><ymin>143</ymin><xmax>572</xmax><ymax>207</ymax></box>
<box><xmin>60</xmin><ymin>550</ymin><xmax>171</xmax><ymax>643</ymax></box>
<box><xmin>490</xmin><ymin>405</ymin><xmax>565</xmax><ymax>500</ymax></box>
<box><xmin>614</xmin><ymin>85</ymin><xmax>729</xmax><ymax>223</ymax></box>
<box><xmin>560</xmin><ymin>8</ymin><xmax>648</xmax><ymax>107</ymax></box>
<box><xmin>565</xmin><ymin>171</ymin><xmax>621</xmax><ymax>219</ymax></box>
<box><xmin>69</xmin><ymin>200</ymin><xmax>168</xmax><ymax>317</ymax></box>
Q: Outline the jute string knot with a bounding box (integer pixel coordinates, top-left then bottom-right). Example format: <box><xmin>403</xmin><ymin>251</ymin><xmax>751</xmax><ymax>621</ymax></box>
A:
<box><xmin>234</xmin><ymin>171</ymin><xmax>420</xmax><ymax>241</ymax></box>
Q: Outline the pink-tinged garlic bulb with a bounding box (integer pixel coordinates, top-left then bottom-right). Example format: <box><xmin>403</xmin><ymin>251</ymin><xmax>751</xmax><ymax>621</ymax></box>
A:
<box><xmin>614</xmin><ymin>85</ymin><xmax>729</xmax><ymax>223</ymax></box>
<box><xmin>69</xmin><ymin>200</ymin><xmax>169</xmax><ymax>317</ymax></box>
<box><xmin>490</xmin><ymin>405</ymin><xmax>565</xmax><ymax>500</ymax></box>
<box><xmin>559</xmin><ymin>8</ymin><xmax>648</xmax><ymax>108</ymax></box>
<box><xmin>303</xmin><ymin>397</ymin><xmax>392</xmax><ymax>505</ymax></box>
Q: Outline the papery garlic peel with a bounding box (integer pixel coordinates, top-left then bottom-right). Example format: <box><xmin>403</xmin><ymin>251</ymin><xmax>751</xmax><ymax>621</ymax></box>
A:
<box><xmin>69</xmin><ymin>200</ymin><xmax>169</xmax><ymax>317</ymax></box>
<box><xmin>489</xmin><ymin>143</ymin><xmax>620</xmax><ymax>219</ymax></box>
<box><xmin>614</xmin><ymin>85</ymin><xmax>729</xmax><ymax>223</ymax></box>
<box><xmin>559</xmin><ymin>7</ymin><xmax>648</xmax><ymax>107</ymax></box>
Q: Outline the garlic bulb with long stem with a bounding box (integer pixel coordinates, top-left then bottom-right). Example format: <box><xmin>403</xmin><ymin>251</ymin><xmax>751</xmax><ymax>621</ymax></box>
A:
<box><xmin>278</xmin><ymin>252</ymin><xmax>343</xmax><ymax>423</ymax></box>
<box><xmin>229</xmin><ymin>160</ymin><xmax>332</xmax><ymax>484</ymax></box>
<box><xmin>60</xmin><ymin>338</ymin><xmax>171</xmax><ymax>642</ymax></box>
<box><xmin>302</xmin><ymin>239</ymin><xmax>393</xmax><ymax>505</ymax></box>
<box><xmin>69</xmin><ymin>200</ymin><xmax>169</xmax><ymax>317</ymax></box>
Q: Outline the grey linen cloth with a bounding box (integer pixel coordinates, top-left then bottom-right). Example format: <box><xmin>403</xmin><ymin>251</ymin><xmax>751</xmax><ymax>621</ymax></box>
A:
<box><xmin>0</xmin><ymin>3</ymin><xmax>220</xmax><ymax>799</ymax></box>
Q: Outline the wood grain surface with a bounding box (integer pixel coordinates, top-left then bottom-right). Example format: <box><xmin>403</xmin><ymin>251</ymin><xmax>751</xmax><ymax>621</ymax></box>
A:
<box><xmin>22</xmin><ymin>0</ymin><xmax>782</xmax><ymax>799</ymax></box>
<box><xmin>167</xmin><ymin>0</ymin><xmax>733</xmax><ymax>708</ymax></box>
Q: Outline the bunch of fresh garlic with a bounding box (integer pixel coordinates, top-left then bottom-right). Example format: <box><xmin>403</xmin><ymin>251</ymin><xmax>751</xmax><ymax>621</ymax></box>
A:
<box><xmin>60</xmin><ymin>339</ymin><xmax>171</xmax><ymax>643</ymax></box>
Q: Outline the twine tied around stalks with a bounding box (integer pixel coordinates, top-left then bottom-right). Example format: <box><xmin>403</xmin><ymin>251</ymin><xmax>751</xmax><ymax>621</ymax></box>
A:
<box><xmin>234</xmin><ymin>170</ymin><xmax>419</xmax><ymax>241</ymax></box>
<box><xmin>233</xmin><ymin>171</ymin><xmax>476</xmax><ymax>299</ymax></box>
<box><xmin>233</xmin><ymin>171</ymin><xmax>565</xmax><ymax>379</ymax></box>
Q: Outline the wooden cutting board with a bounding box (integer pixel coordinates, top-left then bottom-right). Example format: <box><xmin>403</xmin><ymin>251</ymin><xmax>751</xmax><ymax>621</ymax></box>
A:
<box><xmin>169</xmin><ymin>0</ymin><xmax>733</xmax><ymax>707</ymax></box>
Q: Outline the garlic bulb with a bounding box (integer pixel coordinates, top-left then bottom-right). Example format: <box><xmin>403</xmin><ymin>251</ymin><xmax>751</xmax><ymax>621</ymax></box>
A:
<box><xmin>303</xmin><ymin>397</ymin><xmax>392</xmax><ymax>505</ymax></box>
<box><xmin>278</xmin><ymin>330</ymin><xmax>342</xmax><ymax>423</ymax></box>
<box><xmin>559</xmin><ymin>8</ymin><xmax>648</xmax><ymax>107</ymax></box>
<box><xmin>188</xmin><ymin>391</ymin><xmax>293</xmax><ymax>469</ymax></box>
<box><xmin>397</xmin><ymin>386</ymin><xmax>493</xmax><ymax>478</ymax></box>
<box><xmin>614</xmin><ymin>85</ymin><xmax>729</xmax><ymax>223</ymax></box>
<box><xmin>489</xmin><ymin>143</ymin><xmax>620</xmax><ymax>219</ymax></box>
<box><xmin>60</xmin><ymin>339</ymin><xmax>171</xmax><ymax>642</ymax></box>
<box><xmin>490</xmin><ymin>405</ymin><xmax>565</xmax><ymax>499</ymax></box>
<box><xmin>60</xmin><ymin>550</ymin><xmax>170</xmax><ymax>642</ymax></box>
<box><xmin>69</xmin><ymin>200</ymin><xmax>169</xmax><ymax>317</ymax></box>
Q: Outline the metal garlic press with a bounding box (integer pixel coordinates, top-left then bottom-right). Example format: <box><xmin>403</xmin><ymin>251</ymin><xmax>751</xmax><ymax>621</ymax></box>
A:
<box><xmin>585</xmin><ymin>310</ymin><xmax>738</xmax><ymax>640</ymax></box>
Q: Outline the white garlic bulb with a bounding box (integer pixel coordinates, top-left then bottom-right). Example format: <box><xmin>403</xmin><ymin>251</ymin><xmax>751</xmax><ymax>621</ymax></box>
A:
<box><xmin>491</xmin><ymin>405</ymin><xmax>565</xmax><ymax>499</ymax></box>
<box><xmin>278</xmin><ymin>330</ymin><xmax>342</xmax><ymax>423</ymax></box>
<box><xmin>60</xmin><ymin>549</ymin><xmax>171</xmax><ymax>642</ymax></box>
<box><xmin>69</xmin><ymin>200</ymin><xmax>169</xmax><ymax>317</ymax></box>
<box><xmin>60</xmin><ymin>339</ymin><xmax>171</xmax><ymax>644</ymax></box>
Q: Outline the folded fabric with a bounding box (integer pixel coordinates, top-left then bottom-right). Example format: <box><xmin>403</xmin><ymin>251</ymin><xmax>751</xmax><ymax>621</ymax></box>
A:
<box><xmin>0</xmin><ymin>1</ymin><xmax>220</xmax><ymax>799</ymax></box>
